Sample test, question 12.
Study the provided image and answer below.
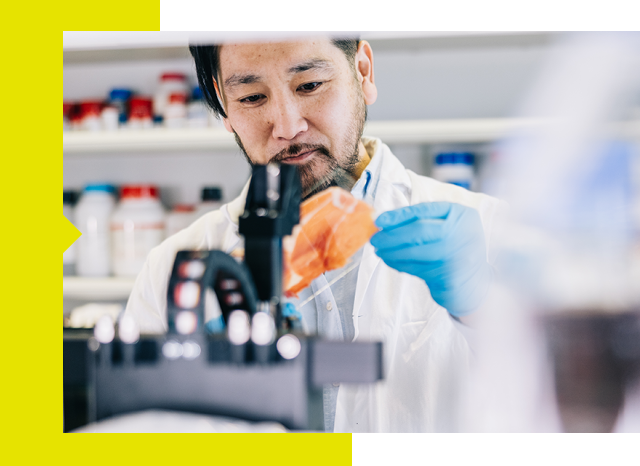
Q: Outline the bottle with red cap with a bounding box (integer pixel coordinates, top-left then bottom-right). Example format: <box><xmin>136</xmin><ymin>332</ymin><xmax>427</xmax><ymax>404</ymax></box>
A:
<box><xmin>63</xmin><ymin>102</ymin><xmax>74</xmax><ymax>131</ymax></box>
<box><xmin>128</xmin><ymin>97</ymin><xmax>153</xmax><ymax>129</ymax></box>
<box><xmin>110</xmin><ymin>184</ymin><xmax>165</xmax><ymax>277</ymax></box>
<box><xmin>164</xmin><ymin>92</ymin><xmax>187</xmax><ymax>128</ymax></box>
<box><xmin>153</xmin><ymin>72</ymin><xmax>188</xmax><ymax>122</ymax></box>
<box><xmin>80</xmin><ymin>100</ymin><xmax>103</xmax><ymax>131</ymax></box>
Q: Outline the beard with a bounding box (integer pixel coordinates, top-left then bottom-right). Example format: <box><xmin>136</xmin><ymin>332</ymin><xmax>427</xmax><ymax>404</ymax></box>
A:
<box><xmin>234</xmin><ymin>92</ymin><xmax>367</xmax><ymax>200</ymax></box>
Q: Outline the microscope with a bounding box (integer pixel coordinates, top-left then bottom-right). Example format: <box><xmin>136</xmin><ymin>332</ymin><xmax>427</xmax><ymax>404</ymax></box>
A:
<box><xmin>73</xmin><ymin>164</ymin><xmax>383</xmax><ymax>431</ymax></box>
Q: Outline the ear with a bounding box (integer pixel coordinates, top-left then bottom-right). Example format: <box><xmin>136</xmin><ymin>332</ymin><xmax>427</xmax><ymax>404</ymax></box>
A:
<box><xmin>213</xmin><ymin>79</ymin><xmax>234</xmax><ymax>133</ymax></box>
<box><xmin>355</xmin><ymin>40</ymin><xmax>377</xmax><ymax>105</ymax></box>
<box><xmin>222</xmin><ymin>118</ymin><xmax>233</xmax><ymax>133</ymax></box>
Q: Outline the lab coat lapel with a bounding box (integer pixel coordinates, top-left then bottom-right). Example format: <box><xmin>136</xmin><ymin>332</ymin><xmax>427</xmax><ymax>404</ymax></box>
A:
<box><xmin>352</xmin><ymin>142</ymin><xmax>413</xmax><ymax>341</ymax></box>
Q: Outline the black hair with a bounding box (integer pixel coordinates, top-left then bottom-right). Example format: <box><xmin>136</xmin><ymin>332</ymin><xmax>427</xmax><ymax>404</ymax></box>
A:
<box><xmin>189</xmin><ymin>38</ymin><xmax>360</xmax><ymax>120</ymax></box>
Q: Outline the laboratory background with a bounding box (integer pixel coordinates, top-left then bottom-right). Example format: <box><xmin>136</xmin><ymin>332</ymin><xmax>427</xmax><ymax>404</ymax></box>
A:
<box><xmin>62</xmin><ymin>32</ymin><xmax>640</xmax><ymax>433</ymax></box>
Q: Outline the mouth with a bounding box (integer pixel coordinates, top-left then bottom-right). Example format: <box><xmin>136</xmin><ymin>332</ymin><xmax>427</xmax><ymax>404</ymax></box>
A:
<box><xmin>280</xmin><ymin>150</ymin><xmax>316</xmax><ymax>165</ymax></box>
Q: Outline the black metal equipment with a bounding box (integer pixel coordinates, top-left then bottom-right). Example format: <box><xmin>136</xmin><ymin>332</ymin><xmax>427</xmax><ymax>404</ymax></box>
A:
<box><xmin>65</xmin><ymin>163</ymin><xmax>383</xmax><ymax>431</ymax></box>
<box><xmin>239</xmin><ymin>163</ymin><xmax>301</xmax><ymax>328</ymax></box>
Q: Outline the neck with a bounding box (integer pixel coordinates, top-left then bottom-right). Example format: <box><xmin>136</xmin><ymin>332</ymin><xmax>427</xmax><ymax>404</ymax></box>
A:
<box><xmin>337</xmin><ymin>140</ymin><xmax>370</xmax><ymax>192</ymax></box>
<box><xmin>354</xmin><ymin>140</ymin><xmax>371</xmax><ymax>179</ymax></box>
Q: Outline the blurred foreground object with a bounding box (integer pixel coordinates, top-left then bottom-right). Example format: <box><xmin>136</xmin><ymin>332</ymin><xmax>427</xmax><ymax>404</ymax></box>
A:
<box><xmin>545</xmin><ymin>313</ymin><xmax>640</xmax><ymax>432</ymax></box>
<box><xmin>65</xmin><ymin>303</ymin><xmax>123</xmax><ymax>329</ymax></box>
<box><xmin>74</xmin><ymin>409</ymin><xmax>287</xmax><ymax>433</ymax></box>
<box><xmin>464</xmin><ymin>32</ymin><xmax>640</xmax><ymax>432</ymax></box>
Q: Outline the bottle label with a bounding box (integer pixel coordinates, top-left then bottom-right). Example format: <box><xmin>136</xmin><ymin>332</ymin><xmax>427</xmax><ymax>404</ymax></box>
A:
<box><xmin>111</xmin><ymin>222</ymin><xmax>164</xmax><ymax>276</ymax></box>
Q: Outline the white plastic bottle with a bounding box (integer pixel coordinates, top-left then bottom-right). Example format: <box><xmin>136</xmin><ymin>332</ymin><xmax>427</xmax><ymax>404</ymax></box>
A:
<box><xmin>153</xmin><ymin>73</ymin><xmax>188</xmax><ymax>121</ymax></box>
<box><xmin>187</xmin><ymin>86</ymin><xmax>210</xmax><ymax>128</ymax></box>
<box><xmin>63</xmin><ymin>190</ymin><xmax>79</xmax><ymax>276</ymax></box>
<box><xmin>194</xmin><ymin>187</ymin><xmax>223</xmax><ymax>219</ymax></box>
<box><xmin>110</xmin><ymin>185</ymin><xmax>165</xmax><ymax>277</ymax></box>
<box><xmin>75</xmin><ymin>184</ymin><xmax>116</xmax><ymax>277</ymax></box>
<box><xmin>164</xmin><ymin>93</ymin><xmax>187</xmax><ymax>128</ymax></box>
<box><xmin>165</xmin><ymin>204</ymin><xmax>195</xmax><ymax>237</ymax></box>
<box><xmin>431</xmin><ymin>152</ymin><xmax>476</xmax><ymax>190</ymax></box>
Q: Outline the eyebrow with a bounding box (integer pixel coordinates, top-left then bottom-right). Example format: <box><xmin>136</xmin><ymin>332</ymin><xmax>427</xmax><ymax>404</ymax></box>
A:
<box><xmin>224</xmin><ymin>73</ymin><xmax>261</xmax><ymax>90</ymax></box>
<box><xmin>287</xmin><ymin>58</ymin><xmax>333</xmax><ymax>74</ymax></box>
<box><xmin>223</xmin><ymin>59</ymin><xmax>334</xmax><ymax>91</ymax></box>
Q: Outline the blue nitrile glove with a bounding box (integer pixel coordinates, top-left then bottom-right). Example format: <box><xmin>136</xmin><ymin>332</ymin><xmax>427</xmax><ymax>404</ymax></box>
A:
<box><xmin>370</xmin><ymin>202</ymin><xmax>492</xmax><ymax>317</ymax></box>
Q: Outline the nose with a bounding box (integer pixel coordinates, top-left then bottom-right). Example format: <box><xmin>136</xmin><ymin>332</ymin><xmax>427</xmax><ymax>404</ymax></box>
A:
<box><xmin>269</xmin><ymin>94</ymin><xmax>308</xmax><ymax>141</ymax></box>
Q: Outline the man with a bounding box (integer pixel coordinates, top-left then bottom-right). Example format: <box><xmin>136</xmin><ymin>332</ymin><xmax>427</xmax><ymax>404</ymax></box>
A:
<box><xmin>125</xmin><ymin>37</ymin><xmax>504</xmax><ymax>432</ymax></box>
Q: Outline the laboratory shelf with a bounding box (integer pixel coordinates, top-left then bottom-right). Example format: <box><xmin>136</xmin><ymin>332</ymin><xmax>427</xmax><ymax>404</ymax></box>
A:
<box><xmin>63</xmin><ymin>126</ymin><xmax>238</xmax><ymax>154</ymax></box>
<box><xmin>63</xmin><ymin>118</ymin><xmax>640</xmax><ymax>155</ymax></box>
<box><xmin>62</xmin><ymin>118</ymin><xmax>542</xmax><ymax>155</ymax></box>
<box><xmin>63</xmin><ymin>276</ymin><xmax>136</xmax><ymax>301</ymax></box>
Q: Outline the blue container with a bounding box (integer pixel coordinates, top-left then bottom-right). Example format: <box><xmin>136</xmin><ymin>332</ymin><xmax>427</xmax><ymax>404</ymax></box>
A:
<box><xmin>108</xmin><ymin>88</ymin><xmax>133</xmax><ymax>124</ymax></box>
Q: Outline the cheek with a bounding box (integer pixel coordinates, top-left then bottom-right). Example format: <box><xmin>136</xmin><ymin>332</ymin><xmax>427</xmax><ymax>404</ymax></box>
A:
<box><xmin>228</xmin><ymin>113</ymin><xmax>271</xmax><ymax>161</ymax></box>
<box><xmin>307</xmin><ymin>90</ymin><xmax>354</xmax><ymax>134</ymax></box>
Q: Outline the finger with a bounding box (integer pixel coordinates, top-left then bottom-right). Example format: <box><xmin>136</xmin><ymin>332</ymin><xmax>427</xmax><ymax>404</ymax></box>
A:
<box><xmin>370</xmin><ymin>219</ymin><xmax>447</xmax><ymax>251</ymax></box>
<box><xmin>375</xmin><ymin>202</ymin><xmax>452</xmax><ymax>229</ymax></box>
<box><xmin>375</xmin><ymin>240</ymin><xmax>448</xmax><ymax>263</ymax></box>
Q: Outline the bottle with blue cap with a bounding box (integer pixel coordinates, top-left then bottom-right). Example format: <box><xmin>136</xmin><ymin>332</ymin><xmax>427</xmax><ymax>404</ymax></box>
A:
<box><xmin>187</xmin><ymin>86</ymin><xmax>210</xmax><ymax>128</ymax></box>
<box><xmin>75</xmin><ymin>183</ymin><xmax>117</xmax><ymax>277</ymax></box>
<box><xmin>431</xmin><ymin>152</ymin><xmax>476</xmax><ymax>190</ymax></box>
<box><xmin>108</xmin><ymin>88</ymin><xmax>132</xmax><ymax>126</ymax></box>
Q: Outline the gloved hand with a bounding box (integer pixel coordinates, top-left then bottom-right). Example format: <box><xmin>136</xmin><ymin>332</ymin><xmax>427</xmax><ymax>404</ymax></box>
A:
<box><xmin>370</xmin><ymin>202</ymin><xmax>492</xmax><ymax>317</ymax></box>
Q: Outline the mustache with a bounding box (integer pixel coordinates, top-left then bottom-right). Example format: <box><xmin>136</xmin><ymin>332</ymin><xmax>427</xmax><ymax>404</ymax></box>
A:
<box><xmin>270</xmin><ymin>143</ymin><xmax>333</xmax><ymax>163</ymax></box>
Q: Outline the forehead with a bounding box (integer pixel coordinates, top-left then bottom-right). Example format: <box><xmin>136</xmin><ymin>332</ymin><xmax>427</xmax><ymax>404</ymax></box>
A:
<box><xmin>218</xmin><ymin>38</ymin><xmax>346</xmax><ymax>80</ymax></box>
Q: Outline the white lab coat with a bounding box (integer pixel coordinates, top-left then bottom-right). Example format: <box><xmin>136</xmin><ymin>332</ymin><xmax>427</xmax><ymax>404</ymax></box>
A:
<box><xmin>125</xmin><ymin>137</ymin><xmax>505</xmax><ymax>432</ymax></box>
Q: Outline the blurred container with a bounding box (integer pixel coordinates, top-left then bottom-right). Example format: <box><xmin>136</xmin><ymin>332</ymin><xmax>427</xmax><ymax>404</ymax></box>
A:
<box><xmin>63</xmin><ymin>190</ymin><xmax>79</xmax><ymax>276</ymax></box>
<box><xmin>110</xmin><ymin>184</ymin><xmax>165</xmax><ymax>277</ymax></box>
<box><xmin>432</xmin><ymin>152</ymin><xmax>475</xmax><ymax>190</ymax></box>
<box><xmin>194</xmin><ymin>187</ymin><xmax>223</xmax><ymax>219</ymax></box>
<box><xmin>187</xmin><ymin>86</ymin><xmax>209</xmax><ymax>128</ymax></box>
<box><xmin>108</xmin><ymin>88</ymin><xmax>132</xmax><ymax>125</ymax></box>
<box><xmin>80</xmin><ymin>100</ymin><xmax>103</xmax><ymax>131</ymax></box>
<box><xmin>101</xmin><ymin>105</ymin><xmax>119</xmax><ymax>131</ymax></box>
<box><xmin>164</xmin><ymin>93</ymin><xmax>187</xmax><ymax>128</ymax></box>
<box><xmin>63</xmin><ymin>102</ymin><xmax>73</xmax><ymax>131</ymax></box>
<box><xmin>128</xmin><ymin>97</ymin><xmax>153</xmax><ymax>129</ymax></box>
<box><xmin>154</xmin><ymin>73</ymin><xmax>188</xmax><ymax>120</ymax></box>
<box><xmin>166</xmin><ymin>204</ymin><xmax>195</xmax><ymax>237</ymax></box>
<box><xmin>75</xmin><ymin>184</ymin><xmax>116</xmax><ymax>277</ymax></box>
<box><xmin>544</xmin><ymin>312</ymin><xmax>640</xmax><ymax>433</ymax></box>
<box><xmin>69</xmin><ymin>103</ymin><xmax>82</xmax><ymax>131</ymax></box>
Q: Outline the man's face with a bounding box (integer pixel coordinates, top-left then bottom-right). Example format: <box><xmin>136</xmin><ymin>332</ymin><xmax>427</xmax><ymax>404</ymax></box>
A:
<box><xmin>217</xmin><ymin>39</ymin><xmax>369</xmax><ymax>198</ymax></box>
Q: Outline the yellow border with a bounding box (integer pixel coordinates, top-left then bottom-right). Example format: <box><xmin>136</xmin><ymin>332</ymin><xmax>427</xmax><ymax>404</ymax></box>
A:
<box><xmin>0</xmin><ymin>2</ymin><xmax>358</xmax><ymax>463</ymax></box>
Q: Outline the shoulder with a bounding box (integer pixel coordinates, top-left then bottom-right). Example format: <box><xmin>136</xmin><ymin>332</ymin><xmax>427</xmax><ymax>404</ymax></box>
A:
<box><xmin>373</xmin><ymin>138</ymin><xmax>505</xmax><ymax>216</ymax></box>
<box><xmin>407</xmin><ymin>170</ymin><xmax>500</xmax><ymax>210</ymax></box>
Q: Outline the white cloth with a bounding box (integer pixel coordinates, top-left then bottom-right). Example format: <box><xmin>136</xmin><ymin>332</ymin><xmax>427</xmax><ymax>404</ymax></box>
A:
<box><xmin>124</xmin><ymin>137</ymin><xmax>506</xmax><ymax>432</ymax></box>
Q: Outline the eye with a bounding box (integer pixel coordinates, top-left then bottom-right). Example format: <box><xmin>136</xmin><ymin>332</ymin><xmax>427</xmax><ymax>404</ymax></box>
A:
<box><xmin>239</xmin><ymin>94</ymin><xmax>264</xmax><ymax>104</ymax></box>
<box><xmin>298</xmin><ymin>82</ymin><xmax>322</xmax><ymax>92</ymax></box>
